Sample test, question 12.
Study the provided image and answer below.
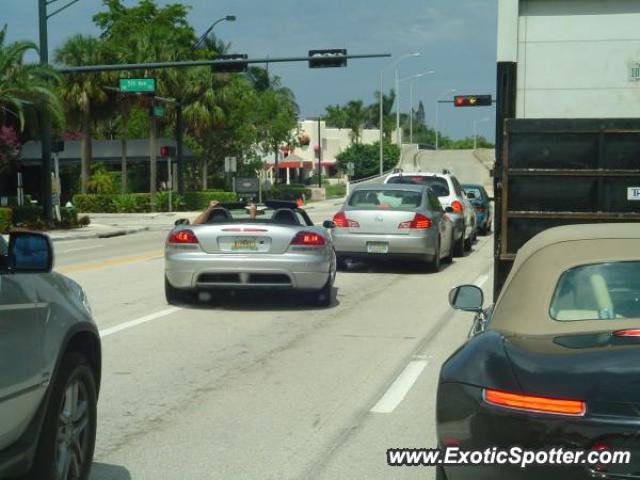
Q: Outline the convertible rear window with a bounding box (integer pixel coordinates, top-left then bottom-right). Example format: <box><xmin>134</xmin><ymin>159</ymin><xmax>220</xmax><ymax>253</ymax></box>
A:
<box><xmin>550</xmin><ymin>262</ymin><xmax>640</xmax><ymax>321</ymax></box>
<box><xmin>348</xmin><ymin>189</ymin><xmax>422</xmax><ymax>209</ymax></box>
<box><xmin>387</xmin><ymin>176</ymin><xmax>450</xmax><ymax>196</ymax></box>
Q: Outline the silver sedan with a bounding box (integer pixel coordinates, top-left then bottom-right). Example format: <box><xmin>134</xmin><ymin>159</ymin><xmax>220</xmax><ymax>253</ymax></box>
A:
<box><xmin>330</xmin><ymin>184</ymin><xmax>455</xmax><ymax>271</ymax></box>
<box><xmin>165</xmin><ymin>201</ymin><xmax>337</xmax><ymax>307</ymax></box>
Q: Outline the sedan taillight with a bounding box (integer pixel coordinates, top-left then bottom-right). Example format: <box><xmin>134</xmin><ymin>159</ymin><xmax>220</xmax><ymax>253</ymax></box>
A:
<box><xmin>333</xmin><ymin>212</ymin><xmax>360</xmax><ymax>228</ymax></box>
<box><xmin>168</xmin><ymin>229</ymin><xmax>199</xmax><ymax>244</ymax></box>
<box><xmin>484</xmin><ymin>389</ymin><xmax>585</xmax><ymax>416</ymax></box>
<box><xmin>451</xmin><ymin>200</ymin><xmax>464</xmax><ymax>214</ymax></box>
<box><xmin>398</xmin><ymin>213</ymin><xmax>432</xmax><ymax>229</ymax></box>
<box><xmin>291</xmin><ymin>231</ymin><xmax>326</xmax><ymax>246</ymax></box>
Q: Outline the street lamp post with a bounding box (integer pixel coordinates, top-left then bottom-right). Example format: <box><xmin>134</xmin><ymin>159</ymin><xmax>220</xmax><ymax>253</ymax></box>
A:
<box><xmin>399</xmin><ymin>71</ymin><xmax>435</xmax><ymax>145</ymax></box>
<box><xmin>378</xmin><ymin>53</ymin><xmax>420</xmax><ymax>175</ymax></box>
<box><xmin>473</xmin><ymin>117</ymin><xmax>491</xmax><ymax>150</ymax></box>
<box><xmin>193</xmin><ymin>15</ymin><xmax>237</xmax><ymax>49</ymax></box>
<box><xmin>435</xmin><ymin>88</ymin><xmax>456</xmax><ymax>150</ymax></box>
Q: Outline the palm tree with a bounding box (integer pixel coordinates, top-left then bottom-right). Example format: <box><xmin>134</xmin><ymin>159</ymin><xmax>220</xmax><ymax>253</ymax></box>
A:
<box><xmin>344</xmin><ymin>100</ymin><xmax>368</xmax><ymax>144</ymax></box>
<box><xmin>0</xmin><ymin>25</ymin><xmax>63</xmax><ymax>133</ymax></box>
<box><xmin>55</xmin><ymin>35</ymin><xmax>112</xmax><ymax>193</ymax></box>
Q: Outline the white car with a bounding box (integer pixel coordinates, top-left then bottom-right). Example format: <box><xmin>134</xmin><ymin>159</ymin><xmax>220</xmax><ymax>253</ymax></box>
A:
<box><xmin>385</xmin><ymin>170</ymin><xmax>476</xmax><ymax>255</ymax></box>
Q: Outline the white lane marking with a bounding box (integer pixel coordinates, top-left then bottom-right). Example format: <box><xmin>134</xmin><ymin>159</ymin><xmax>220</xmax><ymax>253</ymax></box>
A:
<box><xmin>474</xmin><ymin>274</ymin><xmax>489</xmax><ymax>288</ymax></box>
<box><xmin>58</xmin><ymin>244</ymin><xmax>103</xmax><ymax>254</ymax></box>
<box><xmin>370</xmin><ymin>360</ymin><xmax>429</xmax><ymax>414</ymax></box>
<box><xmin>99</xmin><ymin>307</ymin><xmax>180</xmax><ymax>338</ymax></box>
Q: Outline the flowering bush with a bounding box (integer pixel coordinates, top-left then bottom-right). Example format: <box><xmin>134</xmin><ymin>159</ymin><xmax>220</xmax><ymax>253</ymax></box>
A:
<box><xmin>0</xmin><ymin>126</ymin><xmax>20</xmax><ymax>174</ymax></box>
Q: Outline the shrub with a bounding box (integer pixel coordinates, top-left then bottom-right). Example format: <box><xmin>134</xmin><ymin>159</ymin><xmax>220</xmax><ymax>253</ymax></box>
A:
<box><xmin>56</xmin><ymin>207</ymin><xmax>79</xmax><ymax>229</ymax></box>
<box><xmin>73</xmin><ymin>194</ymin><xmax>116</xmax><ymax>213</ymax></box>
<box><xmin>12</xmin><ymin>205</ymin><xmax>45</xmax><ymax>229</ymax></box>
<box><xmin>266</xmin><ymin>185</ymin><xmax>312</xmax><ymax>201</ymax></box>
<box><xmin>78</xmin><ymin>215</ymin><xmax>91</xmax><ymax>226</ymax></box>
<box><xmin>325</xmin><ymin>183</ymin><xmax>346</xmax><ymax>198</ymax></box>
<box><xmin>182</xmin><ymin>191</ymin><xmax>236</xmax><ymax>210</ymax></box>
<box><xmin>0</xmin><ymin>207</ymin><xmax>11</xmax><ymax>232</ymax></box>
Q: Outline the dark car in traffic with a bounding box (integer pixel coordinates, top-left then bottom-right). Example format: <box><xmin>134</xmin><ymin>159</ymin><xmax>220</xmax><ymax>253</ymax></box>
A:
<box><xmin>437</xmin><ymin>224</ymin><xmax>640</xmax><ymax>479</ymax></box>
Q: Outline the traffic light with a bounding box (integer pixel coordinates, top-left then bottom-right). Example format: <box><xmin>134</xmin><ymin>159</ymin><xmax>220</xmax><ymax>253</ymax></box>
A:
<box><xmin>160</xmin><ymin>145</ymin><xmax>176</xmax><ymax>157</ymax></box>
<box><xmin>308</xmin><ymin>49</ymin><xmax>348</xmax><ymax>68</ymax></box>
<box><xmin>212</xmin><ymin>54</ymin><xmax>248</xmax><ymax>73</ymax></box>
<box><xmin>454</xmin><ymin>95</ymin><xmax>492</xmax><ymax>107</ymax></box>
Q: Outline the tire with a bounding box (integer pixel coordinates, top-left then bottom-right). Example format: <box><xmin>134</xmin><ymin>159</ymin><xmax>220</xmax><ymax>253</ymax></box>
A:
<box><xmin>453</xmin><ymin>230</ymin><xmax>465</xmax><ymax>258</ymax></box>
<box><xmin>308</xmin><ymin>277</ymin><xmax>333</xmax><ymax>307</ymax></box>
<box><xmin>442</xmin><ymin>235</ymin><xmax>454</xmax><ymax>264</ymax></box>
<box><xmin>427</xmin><ymin>237</ymin><xmax>441</xmax><ymax>272</ymax></box>
<box><xmin>165</xmin><ymin>276</ymin><xmax>195</xmax><ymax>305</ymax></box>
<box><xmin>30</xmin><ymin>353</ymin><xmax>97</xmax><ymax>480</ymax></box>
<box><xmin>464</xmin><ymin>232</ymin><xmax>472</xmax><ymax>252</ymax></box>
<box><xmin>336</xmin><ymin>255</ymin><xmax>349</xmax><ymax>271</ymax></box>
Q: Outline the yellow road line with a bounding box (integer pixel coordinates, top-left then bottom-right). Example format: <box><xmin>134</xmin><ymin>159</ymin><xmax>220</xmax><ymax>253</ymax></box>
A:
<box><xmin>56</xmin><ymin>250</ymin><xmax>163</xmax><ymax>274</ymax></box>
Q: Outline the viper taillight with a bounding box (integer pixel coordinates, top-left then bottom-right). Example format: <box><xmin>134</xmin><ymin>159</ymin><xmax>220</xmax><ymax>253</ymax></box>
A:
<box><xmin>168</xmin><ymin>229</ymin><xmax>199</xmax><ymax>244</ymax></box>
<box><xmin>398</xmin><ymin>213</ymin><xmax>432</xmax><ymax>229</ymax></box>
<box><xmin>291</xmin><ymin>231</ymin><xmax>325</xmax><ymax>246</ymax></box>
<box><xmin>333</xmin><ymin>212</ymin><xmax>360</xmax><ymax>228</ymax></box>
<box><xmin>484</xmin><ymin>389</ymin><xmax>586</xmax><ymax>416</ymax></box>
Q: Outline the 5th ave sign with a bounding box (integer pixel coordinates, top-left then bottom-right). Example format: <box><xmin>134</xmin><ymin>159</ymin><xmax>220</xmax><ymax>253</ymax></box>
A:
<box><xmin>119</xmin><ymin>77</ymin><xmax>156</xmax><ymax>94</ymax></box>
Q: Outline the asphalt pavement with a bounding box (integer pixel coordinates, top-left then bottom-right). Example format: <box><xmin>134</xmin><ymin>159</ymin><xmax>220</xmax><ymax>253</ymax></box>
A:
<box><xmin>51</xmin><ymin>204</ymin><xmax>494</xmax><ymax>480</ymax></box>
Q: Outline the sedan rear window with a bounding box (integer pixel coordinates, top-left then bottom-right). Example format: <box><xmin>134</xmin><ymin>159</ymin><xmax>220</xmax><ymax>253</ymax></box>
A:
<box><xmin>550</xmin><ymin>262</ymin><xmax>640</xmax><ymax>321</ymax></box>
<box><xmin>348</xmin><ymin>190</ymin><xmax>422</xmax><ymax>209</ymax></box>
<box><xmin>387</xmin><ymin>175</ymin><xmax>450</xmax><ymax>196</ymax></box>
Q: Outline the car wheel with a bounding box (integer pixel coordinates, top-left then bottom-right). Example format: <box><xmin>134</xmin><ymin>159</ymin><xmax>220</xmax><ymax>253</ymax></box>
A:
<box><xmin>309</xmin><ymin>277</ymin><xmax>333</xmax><ymax>307</ymax></box>
<box><xmin>464</xmin><ymin>232</ymin><xmax>472</xmax><ymax>252</ymax></box>
<box><xmin>30</xmin><ymin>353</ymin><xmax>97</xmax><ymax>480</ymax></box>
<box><xmin>165</xmin><ymin>276</ymin><xmax>194</xmax><ymax>305</ymax></box>
<box><xmin>453</xmin><ymin>230</ymin><xmax>465</xmax><ymax>257</ymax></box>
<box><xmin>435</xmin><ymin>465</ymin><xmax>448</xmax><ymax>480</ymax></box>
<box><xmin>428</xmin><ymin>237</ymin><xmax>441</xmax><ymax>272</ymax></box>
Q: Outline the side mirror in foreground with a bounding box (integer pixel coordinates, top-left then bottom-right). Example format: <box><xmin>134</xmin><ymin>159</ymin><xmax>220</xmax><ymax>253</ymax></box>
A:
<box><xmin>449</xmin><ymin>284</ymin><xmax>484</xmax><ymax>312</ymax></box>
<box><xmin>8</xmin><ymin>232</ymin><xmax>53</xmax><ymax>273</ymax></box>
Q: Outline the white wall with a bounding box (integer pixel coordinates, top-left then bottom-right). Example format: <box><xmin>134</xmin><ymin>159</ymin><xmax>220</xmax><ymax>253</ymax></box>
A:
<box><xmin>508</xmin><ymin>0</ymin><xmax>640</xmax><ymax>118</ymax></box>
<box><xmin>295</xmin><ymin>120</ymin><xmax>382</xmax><ymax>163</ymax></box>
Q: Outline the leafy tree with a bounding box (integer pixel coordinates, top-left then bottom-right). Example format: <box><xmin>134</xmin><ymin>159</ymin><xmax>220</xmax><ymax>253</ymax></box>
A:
<box><xmin>336</xmin><ymin>141</ymin><xmax>399</xmax><ymax>179</ymax></box>
<box><xmin>0</xmin><ymin>25</ymin><xmax>63</xmax><ymax>135</ymax></box>
<box><xmin>324</xmin><ymin>104</ymin><xmax>347</xmax><ymax>129</ymax></box>
<box><xmin>55</xmin><ymin>35</ymin><xmax>114</xmax><ymax>193</ymax></box>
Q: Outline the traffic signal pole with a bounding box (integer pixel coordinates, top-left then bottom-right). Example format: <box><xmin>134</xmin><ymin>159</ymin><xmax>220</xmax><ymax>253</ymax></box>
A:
<box><xmin>175</xmin><ymin>100</ymin><xmax>185</xmax><ymax>195</ymax></box>
<box><xmin>38</xmin><ymin>0</ymin><xmax>53</xmax><ymax>226</ymax></box>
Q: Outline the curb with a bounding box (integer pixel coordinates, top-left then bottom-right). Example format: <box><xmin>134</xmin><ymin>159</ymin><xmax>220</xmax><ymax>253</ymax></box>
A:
<box><xmin>49</xmin><ymin>226</ymin><xmax>150</xmax><ymax>242</ymax></box>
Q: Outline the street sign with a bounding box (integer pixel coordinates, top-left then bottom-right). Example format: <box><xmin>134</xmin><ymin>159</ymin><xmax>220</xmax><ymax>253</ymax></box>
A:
<box><xmin>151</xmin><ymin>105</ymin><xmax>165</xmax><ymax>118</ymax></box>
<box><xmin>346</xmin><ymin>162</ymin><xmax>355</xmax><ymax>176</ymax></box>
<box><xmin>225</xmin><ymin>157</ymin><xmax>238</xmax><ymax>173</ymax></box>
<box><xmin>627</xmin><ymin>187</ymin><xmax>640</xmax><ymax>200</ymax></box>
<box><xmin>119</xmin><ymin>78</ymin><xmax>156</xmax><ymax>94</ymax></box>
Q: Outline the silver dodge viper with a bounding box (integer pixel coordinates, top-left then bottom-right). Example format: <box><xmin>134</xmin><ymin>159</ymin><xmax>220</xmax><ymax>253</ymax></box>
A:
<box><xmin>164</xmin><ymin>201</ymin><xmax>337</xmax><ymax>307</ymax></box>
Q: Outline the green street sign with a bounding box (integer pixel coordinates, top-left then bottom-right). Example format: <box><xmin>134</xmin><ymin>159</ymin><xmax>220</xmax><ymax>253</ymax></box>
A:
<box><xmin>151</xmin><ymin>105</ymin><xmax>165</xmax><ymax>118</ymax></box>
<box><xmin>119</xmin><ymin>78</ymin><xmax>156</xmax><ymax>94</ymax></box>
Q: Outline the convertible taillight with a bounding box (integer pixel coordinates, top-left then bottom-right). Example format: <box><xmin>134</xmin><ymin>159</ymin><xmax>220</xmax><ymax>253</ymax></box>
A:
<box><xmin>398</xmin><ymin>213</ymin><xmax>432</xmax><ymax>229</ymax></box>
<box><xmin>291</xmin><ymin>231</ymin><xmax>325</xmax><ymax>246</ymax></box>
<box><xmin>484</xmin><ymin>389</ymin><xmax>586</xmax><ymax>416</ymax></box>
<box><xmin>168</xmin><ymin>229</ymin><xmax>199</xmax><ymax>244</ymax></box>
<box><xmin>333</xmin><ymin>212</ymin><xmax>360</xmax><ymax>228</ymax></box>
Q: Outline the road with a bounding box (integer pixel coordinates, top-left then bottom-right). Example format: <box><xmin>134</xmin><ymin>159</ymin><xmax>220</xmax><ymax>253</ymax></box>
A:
<box><xmin>53</xmin><ymin>204</ymin><xmax>494</xmax><ymax>480</ymax></box>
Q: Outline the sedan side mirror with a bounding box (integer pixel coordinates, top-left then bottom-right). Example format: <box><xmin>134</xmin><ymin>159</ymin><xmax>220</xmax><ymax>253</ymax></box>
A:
<box><xmin>175</xmin><ymin>218</ymin><xmax>190</xmax><ymax>226</ymax></box>
<box><xmin>449</xmin><ymin>285</ymin><xmax>484</xmax><ymax>312</ymax></box>
<box><xmin>445</xmin><ymin>206</ymin><xmax>455</xmax><ymax>214</ymax></box>
<box><xmin>8</xmin><ymin>232</ymin><xmax>53</xmax><ymax>273</ymax></box>
<box><xmin>323</xmin><ymin>220</ymin><xmax>336</xmax><ymax>229</ymax></box>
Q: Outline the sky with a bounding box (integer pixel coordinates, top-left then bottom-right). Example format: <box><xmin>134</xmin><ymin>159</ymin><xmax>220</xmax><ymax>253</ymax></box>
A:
<box><xmin>4</xmin><ymin>0</ymin><xmax>498</xmax><ymax>141</ymax></box>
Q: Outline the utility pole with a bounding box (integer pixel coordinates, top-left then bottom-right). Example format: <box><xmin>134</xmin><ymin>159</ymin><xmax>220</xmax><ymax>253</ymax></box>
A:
<box><xmin>175</xmin><ymin>100</ymin><xmax>185</xmax><ymax>195</ymax></box>
<box><xmin>317</xmin><ymin>117</ymin><xmax>322</xmax><ymax>188</ymax></box>
<box><xmin>38</xmin><ymin>0</ymin><xmax>53</xmax><ymax>225</ymax></box>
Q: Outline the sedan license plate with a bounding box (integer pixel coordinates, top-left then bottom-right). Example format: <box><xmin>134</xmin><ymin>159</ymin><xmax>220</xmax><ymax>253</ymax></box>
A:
<box><xmin>232</xmin><ymin>238</ymin><xmax>258</xmax><ymax>251</ymax></box>
<box><xmin>367</xmin><ymin>242</ymin><xmax>389</xmax><ymax>254</ymax></box>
